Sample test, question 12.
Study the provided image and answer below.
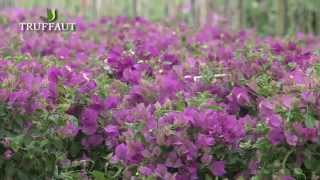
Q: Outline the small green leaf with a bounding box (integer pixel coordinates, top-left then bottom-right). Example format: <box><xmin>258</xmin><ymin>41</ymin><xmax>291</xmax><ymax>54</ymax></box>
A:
<box><xmin>294</xmin><ymin>168</ymin><xmax>306</xmax><ymax>180</ymax></box>
<box><xmin>314</xmin><ymin>63</ymin><xmax>320</xmax><ymax>77</ymax></box>
<box><xmin>207</xmin><ymin>105</ymin><xmax>223</xmax><ymax>111</ymax></box>
<box><xmin>47</xmin><ymin>9</ymin><xmax>58</xmax><ymax>22</ymax></box>
<box><xmin>91</xmin><ymin>170</ymin><xmax>106</xmax><ymax>180</ymax></box>
<box><xmin>254</xmin><ymin>138</ymin><xmax>271</xmax><ymax>151</ymax></box>
<box><xmin>305</xmin><ymin>112</ymin><xmax>316</xmax><ymax>128</ymax></box>
<box><xmin>57</xmin><ymin>103</ymin><xmax>71</xmax><ymax>112</ymax></box>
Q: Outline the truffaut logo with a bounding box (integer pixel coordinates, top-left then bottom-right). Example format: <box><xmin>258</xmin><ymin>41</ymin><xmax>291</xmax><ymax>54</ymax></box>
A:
<box><xmin>40</xmin><ymin>8</ymin><xmax>58</xmax><ymax>23</ymax></box>
<box><xmin>19</xmin><ymin>8</ymin><xmax>76</xmax><ymax>32</ymax></box>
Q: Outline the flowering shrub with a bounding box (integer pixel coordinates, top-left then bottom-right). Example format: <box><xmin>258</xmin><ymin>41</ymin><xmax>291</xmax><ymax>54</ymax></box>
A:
<box><xmin>0</xmin><ymin>8</ymin><xmax>320</xmax><ymax>179</ymax></box>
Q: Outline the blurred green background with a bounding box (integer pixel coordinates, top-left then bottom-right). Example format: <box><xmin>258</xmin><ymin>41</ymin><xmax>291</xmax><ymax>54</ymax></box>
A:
<box><xmin>1</xmin><ymin>0</ymin><xmax>320</xmax><ymax>36</ymax></box>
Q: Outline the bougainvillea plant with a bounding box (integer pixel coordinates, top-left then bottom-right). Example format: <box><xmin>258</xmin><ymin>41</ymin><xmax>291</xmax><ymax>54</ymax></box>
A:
<box><xmin>0</xmin><ymin>8</ymin><xmax>320</xmax><ymax>180</ymax></box>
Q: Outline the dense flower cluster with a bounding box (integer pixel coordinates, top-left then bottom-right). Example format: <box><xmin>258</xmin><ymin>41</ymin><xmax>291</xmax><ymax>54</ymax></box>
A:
<box><xmin>0</xmin><ymin>8</ymin><xmax>320</xmax><ymax>179</ymax></box>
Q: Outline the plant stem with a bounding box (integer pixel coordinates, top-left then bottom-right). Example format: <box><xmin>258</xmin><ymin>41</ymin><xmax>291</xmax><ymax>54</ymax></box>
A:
<box><xmin>282</xmin><ymin>149</ymin><xmax>294</xmax><ymax>170</ymax></box>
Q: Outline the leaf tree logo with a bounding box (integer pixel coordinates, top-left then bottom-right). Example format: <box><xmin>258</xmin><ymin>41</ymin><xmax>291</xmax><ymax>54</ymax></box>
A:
<box><xmin>40</xmin><ymin>8</ymin><xmax>58</xmax><ymax>22</ymax></box>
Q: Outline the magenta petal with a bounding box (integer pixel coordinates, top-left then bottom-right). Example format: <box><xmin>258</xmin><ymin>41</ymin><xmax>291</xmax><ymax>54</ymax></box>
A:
<box><xmin>210</xmin><ymin>160</ymin><xmax>226</xmax><ymax>176</ymax></box>
<box><xmin>284</xmin><ymin>132</ymin><xmax>298</xmax><ymax>146</ymax></box>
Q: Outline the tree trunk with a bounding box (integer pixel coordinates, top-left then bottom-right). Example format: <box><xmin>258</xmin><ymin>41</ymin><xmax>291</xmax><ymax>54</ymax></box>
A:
<box><xmin>190</xmin><ymin>0</ymin><xmax>197</xmax><ymax>26</ymax></box>
<box><xmin>316</xmin><ymin>11</ymin><xmax>320</xmax><ymax>35</ymax></box>
<box><xmin>206</xmin><ymin>0</ymin><xmax>215</xmax><ymax>23</ymax></box>
<box><xmin>199</xmin><ymin>0</ymin><xmax>207</xmax><ymax>26</ymax></box>
<box><xmin>96</xmin><ymin>0</ymin><xmax>102</xmax><ymax>17</ymax></box>
<box><xmin>230</xmin><ymin>0</ymin><xmax>238</xmax><ymax>30</ymax></box>
<box><xmin>237</xmin><ymin>0</ymin><xmax>244</xmax><ymax>30</ymax></box>
<box><xmin>276</xmin><ymin>0</ymin><xmax>288</xmax><ymax>35</ymax></box>
<box><xmin>133</xmin><ymin>0</ymin><xmax>138</xmax><ymax>17</ymax></box>
<box><xmin>166</xmin><ymin>0</ymin><xmax>176</xmax><ymax>20</ymax></box>
<box><xmin>223</xmin><ymin>0</ymin><xmax>230</xmax><ymax>22</ymax></box>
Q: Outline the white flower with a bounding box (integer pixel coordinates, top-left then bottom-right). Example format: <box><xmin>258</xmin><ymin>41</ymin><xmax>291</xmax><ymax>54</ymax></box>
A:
<box><xmin>82</xmin><ymin>72</ymin><xmax>90</xmax><ymax>81</ymax></box>
<box><xmin>184</xmin><ymin>75</ymin><xmax>192</xmax><ymax>79</ymax></box>
<box><xmin>65</xmin><ymin>65</ymin><xmax>72</xmax><ymax>72</ymax></box>
<box><xmin>214</xmin><ymin>74</ymin><xmax>228</xmax><ymax>78</ymax></box>
<box><xmin>193</xmin><ymin>76</ymin><xmax>202</xmax><ymax>82</ymax></box>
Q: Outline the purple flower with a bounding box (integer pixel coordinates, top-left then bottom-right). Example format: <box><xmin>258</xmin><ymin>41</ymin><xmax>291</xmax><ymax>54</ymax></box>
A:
<box><xmin>114</xmin><ymin>143</ymin><xmax>128</xmax><ymax>162</ymax></box>
<box><xmin>165</xmin><ymin>152</ymin><xmax>183</xmax><ymax>168</ymax></box>
<box><xmin>229</xmin><ymin>87</ymin><xmax>250</xmax><ymax>106</ymax></box>
<box><xmin>48</xmin><ymin>67</ymin><xmax>60</xmax><ymax>83</ymax></box>
<box><xmin>284</xmin><ymin>132</ymin><xmax>298</xmax><ymax>146</ymax></box>
<box><xmin>270</xmin><ymin>61</ymin><xmax>285</xmax><ymax>79</ymax></box>
<box><xmin>265</xmin><ymin>113</ymin><xmax>282</xmax><ymax>128</ymax></box>
<box><xmin>80</xmin><ymin>108</ymin><xmax>99</xmax><ymax>135</ymax></box>
<box><xmin>258</xmin><ymin>99</ymin><xmax>274</xmax><ymax>115</ymax></box>
<box><xmin>81</xmin><ymin>134</ymin><xmax>103</xmax><ymax>149</ymax></box>
<box><xmin>161</xmin><ymin>53</ymin><xmax>179</xmax><ymax>69</ymax></box>
<box><xmin>210</xmin><ymin>160</ymin><xmax>226</xmax><ymax>176</ymax></box>
<box><xmin>281</xmin><ymin>95</ymin><xmax>294</xmax><ymax>110</ymax></box>
<box><xmin>0</xmin><ymin>89</ymin><xmax>9</xmax><ymax>102</ymax></box>
<box><xmin>122</xmin><ymin>68</ymin><xmax>140</xmax><ymax>84</ymax></box>
<box><xmin>157</xmin><ymin>72</ymin><xmax>183</xmax><ymax>101</ymax></box>
<box><xmin>105</xmin><ymin>96</ymin><xmax>120</xmax><ymax>109</ymax></box>
<box><xmin>196</xmin><ymin>134</ymin><xmax>215</xmax><ymax>148</ymax></box>
<box><xmin>201</xmin><ymin>154</ymin><xmax>213</xmax><ymax>165</ymax></box>
<box><xmin>54</xmin><ymin>47</ymin><xmax>71</xmax><ymax>59</ymax></box>
<box><xmin>138</xmin><ymin>166</ymin><xmax>153</xmax><ymax>176</ymax></box>
<box><xmin>59</xmin><ymin>122</ymin><xmax>79</xmax><ymax>138</ymax></box>
<box><xmin>293</xmin><ymin>123</ymin><xmax>318</xmax><ymax>142</ymax></box>
<box><xmin>104</xmin><ymin>125</ymin><xmax>119</xmax><ymax>136</ymax></box>
<box><xmin>268</xmin><ymin>128</ymin><xmax>285</xmax><ymax>145</ymax></box>
<box><xmin>79</xmin><ymin>80</ymin><xmax>97</xmax><ymax>93</ymax></box>
<box><xmin>4</xmin><ymin>149</ymin><xmax>13</xmax><ymax>160</ymax></box>
<box><xmin>248</xmin><ymin>160</ymin><xmax>258</xmax><ymax>175</ymax></box>
<box><xmin>281</xmin><ymin>176</ymin><xmax>295</xmax><ymax>180</ymax></box>
<box><xmin>154</xmin><ymin>164</ymin><xmax>167</xmax><ymax>177</ymax></box>
<box><xmin>305</xmin><ymin>128</ymin><xmax>318</xmax><ymax>143</ymax></box>
<box><xmin>271</xmin><ymin>42</ymin><xmax>284</xmax><ymax>55</ymax></box>
<box><xmin>89</xmin><ymin>95</ymin><xmax>105</xmax><ymax>111</ymax></box>
<box><xmin>301</xmin><ymin>92</ymin><xmax>316</xmax><ymax>104</ymax></box>
<box><xmin>287</xmin><ymin>69</ymin><xmax>306</xmax><ymax>85</ymax></box>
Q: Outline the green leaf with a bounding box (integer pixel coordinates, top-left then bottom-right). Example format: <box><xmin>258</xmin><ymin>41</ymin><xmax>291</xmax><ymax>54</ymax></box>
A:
<box><xmin>10</xmin><ymin>135</ymin><xmax>24</xmax><ymax>151</ymax></box>
<box><xmin>255</xmin><ymin>122</ymin><xmax>269</xmax><ymax>134</ymax></box>
<box><xmin>205</xmin><ymin>174</ymin><xmax>213</xmax><ymax>180</ymax></box>
<box><xmin>256</xmin><ymin>73</ymin><xmax>275</xmax><ymax>97</ymax></box>
<box><xmin>57</xmin><ymin>103</ymin><xmax>71</xmax><ymax>112</ymax></box>
<box><xmin>91</xmin><ymin>170</ymin><xmax>106</xmax><ymax>180</ymax></box>
<box><xmin>254</xmin><ymin>138</ymin><xmax>271</xmax><ymax>151</ymax></box>
<box><xmin>314</xmin><ymin>63</ymin><xmax>320</xmax><ymax>77</ymax></box>
<box><xmin>305</xmin><ymin>112</ymin><xmax>316</xmax><ymax>128</ymax></box>
<box><xmin>17</xmin><ymin>170</ymin><xmax>29</xmax><ymax>180</ymax></box>
<box><xmin>250</xmin><ymin>176</ymin><xmax>260</xmax><ymax>180</ymax></box>
<box><xmin>47</xmin><ymin>8</ymin><xmax>58</xmax><ymax>22</ymax></box>
<box><xmin>294</xmin><ymin>168</ymin><xmax>306</xmax><ymax>180</ymax></box>
<box><xmin>303</xmin><ymin>154</ymin><xmax>320</xmax><ymax>171</ymax></box>
<box><xmin>207</xmin><ymin>105</ymin><xmax>223</xmax><ymax>111</ymax></box>
<box><xmin>69</xmin><ymin>115</ymin><xmax>79</xmax><ymax>126</ymax></box>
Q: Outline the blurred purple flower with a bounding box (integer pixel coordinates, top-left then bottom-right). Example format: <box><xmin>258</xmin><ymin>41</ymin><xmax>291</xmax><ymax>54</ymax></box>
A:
<box><xmin>80</xmin><ymin>108</ymin><xmax>99</xmax><ymax>135</ymax></box>
<box><xmin>265</xmin><ymin>113</ymin><xmax>282</xmax><ymax>128</ymax></box>
<box><xmin>229</xmin><ymin>87</ymin><xmax>250</xmax><ymax>106</ymax></box>
<box><xmin>81</xmin><ymin>134</ymin><xmax>103</xmax><ymax>149</ymax></box>
<box><xmin>138</xmin><ymin>166</ymin><xmax>153</xmax><ymax>176</ymax></box>
<box><xmin>114</xmin><ymin>143</ymin><xmax>128</xmax><ymax>162</ymax></box>
<box><xmin>104</xmin><ymin>125</ymin><xmax>119</xmax><ymax>136</ymax></box>
<box><xmin>4</xmin><ymin>149</ymin><xmax>13</xmax><ymax>160</ymax></box>
<box><xmin>59</xmin><ymin>122</ymin><xmax>79</xmax><ymax>138</ymax></box>
<box><xmin>210</xmin><ymin>160</ymin><xmax>226</xmax><ymax>176</ymax></box>
<box><xmin>281</xmin><ymin>176</ymin><xmax>295</xmax><ymax>180</ymax></box>
<box><xmin>268</xmin><ymin>128</ymin><xmax>284</xmax><ymax>145</ymax></box>
<box><xmin>284</xmin><ymin>132</ymin><xmax>298</xmax><ymax>146</ymax></box>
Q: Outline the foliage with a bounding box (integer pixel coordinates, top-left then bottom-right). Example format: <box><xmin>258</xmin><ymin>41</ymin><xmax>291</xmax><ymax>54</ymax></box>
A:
<box><xmin>0</xmin><ymin>8</ymin><xmax>320</xmax><ymax>180</ymax></box>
